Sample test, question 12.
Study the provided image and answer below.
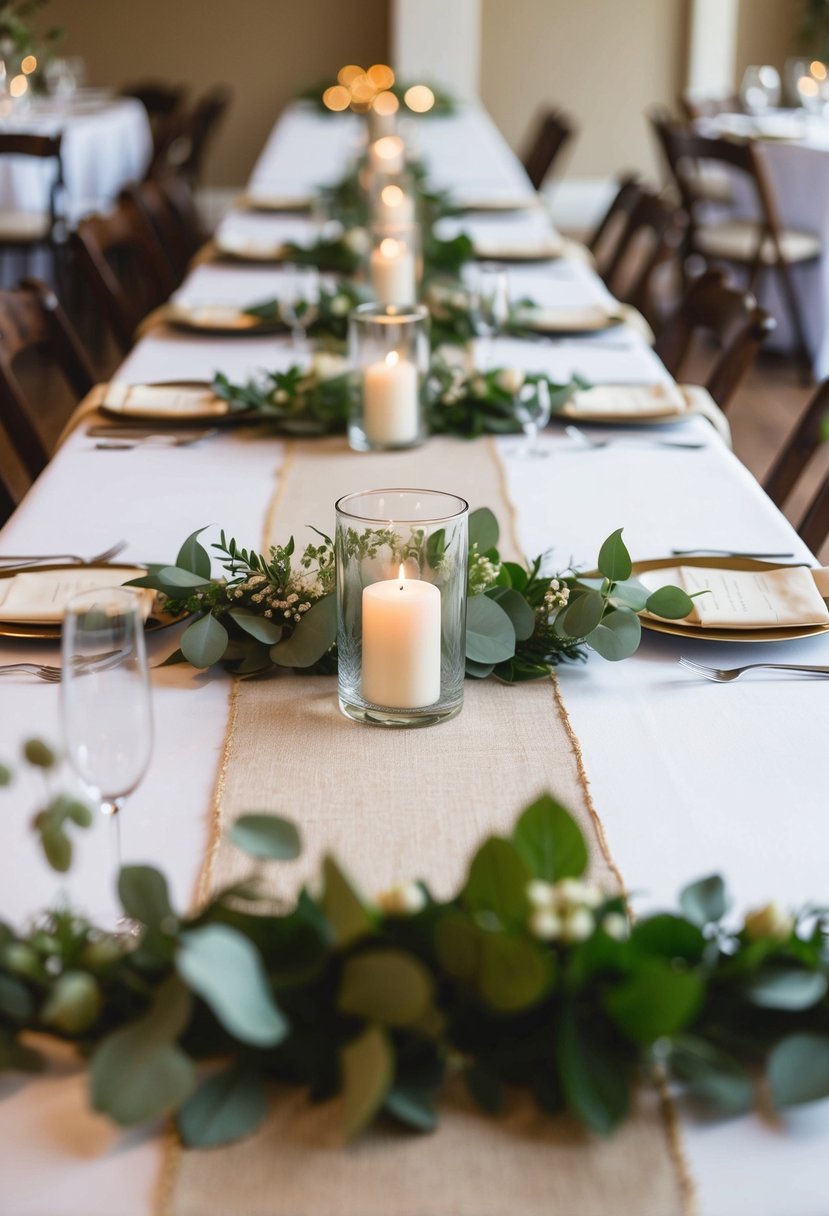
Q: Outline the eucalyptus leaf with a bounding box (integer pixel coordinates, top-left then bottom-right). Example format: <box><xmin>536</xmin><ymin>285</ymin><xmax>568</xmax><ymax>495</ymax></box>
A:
<box><xmin>148</xmin><ymin>565</ymin><xmax>212</xmax><ymax>589</ymax></box>
<box><xmin>607</xmin><ymin>577</ymin><xmax>649</xmax><ymax>612</ymax></box>
<box><xmin>557</xmin><ymin>1004</ymin><xmax>629</xmax><ymax>1136</ymax></box>
<box><xmin>385</xmin><ymin>1084</ymin><xmax>437</xmax><ymax>1131</ymax></box>
<box><xmin>768</xmin><ymin>1034</ymin><xmax>829</xmax><ymax>1108</ymax></box>
<box><xmin>270</xmin><ymin>594</ymin><xmax>336</xmax><ymax>667</ymax></box>
<box><xmin>468</xmin><ymin>506</ymin><xmax>499</xmax><ymax>553</ymax></box>
<box><xmin>668</xmin><ymin>1036</ymin><xmax>753</xmax><ymax>1115</ymax></box>
<box><xmin>512</xmin><ymin>794</ymin><xmax>588</xmax><ymax>882</ymax></box>
<box><xmin>487</xmin><ymin>587</ymin><xmax>536</xmax><ymax>641</ymax></box>
<box><xmin>604</xmin><ymin>959</ymin><xmax>703</xmax><ymax>1044</ymax></box>
<box><xmin>0</xmin><ymin>974</ymin><xmax>33</xmax><ymax>1021</ymax></box>
<box><xmin>338</xmin><ymin>949</ymin><xmax>433</xmax><ymax>1026</ymax></box>
<box><xmin>597</xmin><ymin>528</ymin><xmax>632</xmax><ymax>582</ymax></box>
<box><xmin>465</xmin><ymin>595</ymin><xmax>516</xmax><ymax>664</ymax></box>
<box><xmin>176</xmin><ymin>925</ymin><xmax>287</xmax><ymax>1047</ymax></box>
<box><xmin>228</xmin><ymin>608</ymin><xmax>284</xmax><ymax>645</ymax></box>
<box><xmin>478</xmin><ymin>932</ymin><xmax>553</xmax><ymax>1011</ymax></box>
<box><xmin>560</xmin><ymin>589</ymin><xmax>605</xmax><ymax>638</ymax></box>
<box><xmin>465</xmin><ymin>657</ymin><xmax>496</xmax><ymax>679</ymax></box>
<box><xmin>118</xmin><ymin>866</ymin><xmax>176</xmax><ymax>933</ymax></box>
<box><xmin>746</xmin><ymin>969</ymin><xmax>828</xmax><ymax>1011</ymax></box>
<box><xmin>180</xmin><ymin>613</ymin><xmax>230</xmax><ymax>669</ymax></box>
<box><xmin>585</xmin><ymin>608</ymin><xmax>641</xmax><ymax>661</ymax></box>
<box><xmin>178</xmin><ymin>1063</ymin><xmax>269</xmax><ymax>1148</ymax></box>
<box><xmin>229</xmin><ymin>813</ymin><xmax>301</xmax><ymax>861</ymax></box>
<box><xmin>462</xmin><ymin>836</ymin><xmax>531</xmax><ymax>925</ymax></box>
<box><xmin>680</xmin><ymin>875</ymin><xmax>727</xmax><ymax>927</ymax></box>
<box><xmin>40</xmin><ymin>971</ymin><xmax>102</xmax><ymax>1034</ymax></box>
<box><xmin>321</xmin><ymin>855</ymin><xmax>373</xmax><ymax>948</ymax></box>
<box><xmin>176</xmin><ymin>527</ymin><xmax>212</xmax><ymax>579</ymax></box>
<box><xmin>341</xmin><ymin>1025</ymin><xmax>393</xmax><ymax>1141</ymax></box>
<box><xmin>645</xmin><ymin>585</ymin><xmax>695</xmax><ymax>620</ymax></box>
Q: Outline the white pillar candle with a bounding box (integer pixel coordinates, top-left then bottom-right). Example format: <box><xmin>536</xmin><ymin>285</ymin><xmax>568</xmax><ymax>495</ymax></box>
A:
<box><xmin>370</xmin><ymin>135</ymin><xmax>405</xmax><ymax>176</ymax></box>
<box><xmin>363</xmin><ymin>350</ymin><xmax>419</xmax><ymax>445</ymax></box>
<box><xmin>370</xmin><ymin>237</ymin><xmax>416</xmax><ymax>306</ymax></box>
<box><xmin>362</xmin><ymin>574</ymin><xmax>441</xmax><ymax>708</ymax></box>
<box><xmin>376</xmin><ymin>183</ymin><xmax>415</xmax><ymax>225</ymax></box>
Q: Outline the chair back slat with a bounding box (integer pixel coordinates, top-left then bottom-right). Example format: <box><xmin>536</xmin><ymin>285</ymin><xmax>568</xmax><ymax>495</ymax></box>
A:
<box><xmin>521</xmin><ymin>108</ymin><xmax>574</xmax><ymax>191</ymax></box>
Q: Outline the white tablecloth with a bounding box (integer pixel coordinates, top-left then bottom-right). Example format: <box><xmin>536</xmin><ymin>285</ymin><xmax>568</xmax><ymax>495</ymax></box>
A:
<box><xmin>0</xmin><ymin>102</ymin><xmax>827</xmax><ymax>1216</ymax></box>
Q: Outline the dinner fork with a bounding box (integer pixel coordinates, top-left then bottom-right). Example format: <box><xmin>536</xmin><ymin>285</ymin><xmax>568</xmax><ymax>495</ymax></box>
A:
<box><xmin>0</xmin><ymin>663</ymin><xmax>62</xmax><ymax>682</ymax></box>
<box><xmin>95</xmin><ymin>429</ymin><xmax>218</xmax><ymax>450</ymax></box>
<box><xmin>0</xmin><ymin>540</ymin><xmax>127</xmax><ymax>569</ymax></box>
<box><xmin>564</xmin><ymin>425</ymin><xmax>704</xmax><ymax>451</ymax></box>
<box><xmin>679</xmin><ymin>658</ymin><xmax>829</xmax><ymax>682</ymax></box>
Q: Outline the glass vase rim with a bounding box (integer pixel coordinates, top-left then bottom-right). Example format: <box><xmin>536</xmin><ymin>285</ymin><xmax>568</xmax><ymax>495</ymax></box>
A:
<box><xmin>351</xmin><ymin>302</ymin><xmax>429</xmax><ymax>325</ymax></box>
<box><xmin>335</xmin><ymin>488</ymin><xmax>469</xmax><ymax>525</ymax></box>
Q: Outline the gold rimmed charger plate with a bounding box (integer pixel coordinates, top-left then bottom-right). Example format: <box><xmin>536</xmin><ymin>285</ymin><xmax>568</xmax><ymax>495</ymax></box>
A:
<box><xmin>98</xmin><ymin>381</ymin><xmax>256</xmax><ymax>425</ymax></box>
<box><xmin>515</xmin><ymin>306</ymin><xmax>625</xmax><ymax>337</ymax></box>
<box><xmin>558</xmin><ymin>384</ymin><xmax>691</xmax><ymax>425</ymax></box>
<box><xmin>0</xmin><ymin>564</ymin><xmax>187</xmax><ymax>641</ymax></box>
<box><xmin>473</xmin><ymin>240</ymin><xmax>564</xmax><ymax>263</ymax></box>
<box><xmin>158</xmin><ymin>303</ymin><xmax>285</xmax><ymax>338</ymax></box>
<box><xmin>213</xmin><ymin>237</ymin><xmax>291</xmax><ymax>264</ymax></box>
<box><xmin>237</xmin><ymin>193</ymin><xmax>313</xmax><ymax>214</ymax></box>
<box><xmin>633</xmin><ymin>555</ymin><xmax>829</xmax><ymax>644</ymax></box>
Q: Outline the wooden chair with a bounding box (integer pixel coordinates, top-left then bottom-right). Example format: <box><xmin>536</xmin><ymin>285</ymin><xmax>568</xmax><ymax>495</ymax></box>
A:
<box><xmin>760</xmin><ymin>379</ymin><xmax>829</xmax><ymax>553</ymax></box>
<box><xmin>150</xmin><ymin>86</ymin><xmax>232</xmax><ymax>186</ymax></box>
<box><xmin>654</xmin><ymin>269</ymin><xmax>775</xmax><ymax>412</ymax></box>
<box><xmin>649</xmin><ymin>106</ymin><xmax>733</xmax><ymax>219</ymax></box>
<box><xmin>120</xmin><ymin>174</ymin><xmax>204</xmax><ymax>283</ymax></box>
<box><xmin>72</xmin><ymin>201</ymin><xmax>178</xmax><ymax>351</ymax></box>
<box><xmin>0</xmin><ymin>278</ymin><xmax>95</xmax><ymax>484</ymax></box>
<box><xmin>587</xmin><ymin>174</ymin><xmax>643</xmax><ymax>276</ymax></box>
<box><xmin>0</xmin><ymin>134</ymin><xmax>67</xmax><ymax>282</ymax></box>
<box><xmin>679</xmin><ymin>93</ymin><xmax>740</xmax><ymax>122</ymax></box>
<box><xmin>521</xmin><ymin>107</ymin><xmax>574</xmax><ymax>191</ymax></box>
<box><xmin>651</xmin><ymin>121</ymin><xmax>819</xmax><ymax>378</ymax></box>
<box><xmin>598</xmin><ymin>187</ymin><xmax>686</xmax><ymax>329</ymax></box>
<box><xmin>120</xmin><ymin>79</ymin><xmax>188</xmax><ymax>157</ymax></box>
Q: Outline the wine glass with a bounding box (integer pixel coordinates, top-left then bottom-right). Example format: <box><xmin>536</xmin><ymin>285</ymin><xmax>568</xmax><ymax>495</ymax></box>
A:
<box><xmin>740</xmin><ymin>65</ymin><xmax>781</xmax><ymax>115</ymax></box>
<box><xmin>464</xmin><ymin>263</ymin><xmax>510</xmax><ymax>371</ymax></box>
<box><xmin>60</xmin><ymin>587</ymin><xmax>153</xmax><ymax>881</ymax></box>
<box><xmin>514</xmin><ymin>379</ymin><xmax>552</xmax><ymax>458</ymax></box>
<box><xmin>280</xmin><ymin>264</ymin><xmax>320</xmax><ymax>359</ymax></box>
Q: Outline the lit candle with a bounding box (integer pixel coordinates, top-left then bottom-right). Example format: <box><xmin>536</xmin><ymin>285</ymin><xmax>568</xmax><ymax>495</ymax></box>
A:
<box><xmin>363</xmin><ymin>350</ymin><xmax>419</xmax><ymax>445</ymax></box>
<box><xmin>368</xmin><ymin>91</ymin><xmax>399</xmax><ymax>140</ymax></box>
<box><xmin>370</xmin><ymin>236</ymin><xmax>416</xmax><ymax>306</ymax></box>
<box><xmin>370</xmin><ymin>135</ymin><xmax>405</xmax><ymax>176</ymax></box>
<box><xmin>362</xmin><ymin>569</ymin><xmax>441</xmax><ymax>708</ymax></box>
<box><xmin>376</xmin><ymin>183</ymin><xmax>415</xmax><ymax>225</ymax></box>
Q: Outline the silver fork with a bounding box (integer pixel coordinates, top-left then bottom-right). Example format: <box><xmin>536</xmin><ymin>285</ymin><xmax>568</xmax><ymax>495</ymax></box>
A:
<box><xmin>0</xmin><ymin>540</ymin><xmax>127</xmax><ymax>569</ymax></box>
<box><xmin>0</xmin><ymin>663</ymin><xmax>62</xmax><ymax>682</ymax></box>
<box><xmin>95</xmin><ymin>430</ymin><xmax>218</xmax><ymax>450</ymax></box>
<box><xmin>679</xmin><ymin>658</ymin><xmax>829</xmax><ymax>682</ymax></box>
<box><xmin>564</xmin><ymin>425</ymin><xmax>704</xmax><ymax>451</ymax></box>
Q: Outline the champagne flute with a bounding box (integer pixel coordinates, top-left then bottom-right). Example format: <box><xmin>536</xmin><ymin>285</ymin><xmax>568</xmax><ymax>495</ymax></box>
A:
<box><xmin>60</xmin><ymin>588</ymin><xmax>153</xmax><ymax>884</ymax></box>
<box><xmin>280</xmin><ymin>264</ymin><xmax>320</xmax><ymax>359</ymax></box>
<box><xmin>514</xmin><ymin>378</ymin><xmax>552</xmax><ymax>458</ymax></box>
<box><xmin>464</xmin><ymin>263</ymin><xmax>509</xmax><ymax>372</ymax></box>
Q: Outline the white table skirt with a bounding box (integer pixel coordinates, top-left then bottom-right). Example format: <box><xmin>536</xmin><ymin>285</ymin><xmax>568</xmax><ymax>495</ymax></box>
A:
<box><xmin>0</xmin><ymin>102</ymin><xmax>827</xmax><ymax>1216</ymax></box>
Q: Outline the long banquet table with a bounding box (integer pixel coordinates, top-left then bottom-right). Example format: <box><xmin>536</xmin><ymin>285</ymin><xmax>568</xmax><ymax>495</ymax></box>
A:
<box><xmin>1</xmin><ymin>101</ymin><xmax>828</xmax><ymax>1216</ymax></box>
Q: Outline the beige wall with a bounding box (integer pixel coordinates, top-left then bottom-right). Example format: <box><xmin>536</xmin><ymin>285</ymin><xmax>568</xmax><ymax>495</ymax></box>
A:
<box><xmin>480</xmin><ymin>0</ymin><xmax>690</xmax><ymax>183</ymax></box>
<box><xmin>46</xmin><ymin>0</ymin><xmax>390</xmax><ymax>186</ymax></box>
<box><xmin>735</xmin><ymin>0</ymin><xmax>801</xmax><ymax>78</ymax></box>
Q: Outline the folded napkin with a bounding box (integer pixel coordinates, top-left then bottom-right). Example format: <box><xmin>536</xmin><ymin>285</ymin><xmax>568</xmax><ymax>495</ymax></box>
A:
<box><xmin>516</xmin><ymin>304</ymin><xmax>623</xmax><ymax>333</ymax></box>
<box><xmin>0</xmin><ymin>568</ymin><xmax>154</xmax><ymax>624</ymax></box>
<box><xmin>239</xmin><ymin>192</ymin><xmax>313</xmax><ymax>212</ymax></box>
<box><xmin>473</xmin><ymin>234</ymin><xmax>564</xmax><ymax>261</ymax></box>
<box><xmin>564</xmin><ymin>383</ymin><xmax>687</xmax><ymax>419</ymax></box>
<box><xmin>216</xmin><ymin>232</ymin><xmax>286</xmax><ymax>260</ymax></box>
<box><xmin>166</xmin><ymin>303</ymin><xmax>261</xmax><ymax>330</ymax></box>
<box><xmin>102</xmin><ymin>382</ymin><xmax>229</xmax><ymax>419</ymax></box>
<box><xmin>639</xmin><ymin>565</ymin><xmax>829</xmax><ymax>629</ymax></box>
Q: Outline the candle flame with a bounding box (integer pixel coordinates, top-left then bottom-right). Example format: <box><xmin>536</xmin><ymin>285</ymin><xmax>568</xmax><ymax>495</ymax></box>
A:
<box><xmin>375</xmin><ymin>135</ymin><xmax>403</xmax><ymax>161</ymax></box>
<box><xmin>381</xmin><ymin>184</ymin><xmax>404</xmax><ymax>208</ymax></box>
<box><xmin>811</xmin><ymin>60</ymin><xmax>827</xmax><ymax>81</ymax></box>
<box><xmin>385</xmin><ymin>350</ymin><xmax>400</xmax><ymax>368</ymax></box>
<box><xmin>404</xmin><ymin>85</ymin><xmax>435</xmax><ymax>113</ymax></box>
<box><xmin>373</xmin><ymin>90</ymin><xmax>399</xmax><ymax>116</ymax></box>
<box><xmin>379</xmin><ymin>237</ymin><xmax>402</xmax><ymax>259</ymax></box>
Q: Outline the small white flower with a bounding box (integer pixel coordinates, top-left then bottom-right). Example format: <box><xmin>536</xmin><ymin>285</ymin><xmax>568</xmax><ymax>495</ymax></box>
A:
<box><xmin>470</xmin><ymin>376</ymin><xmax>487</xmax><ymax>397</ymax></box>
<box><xmin>527</xmin><ymin>879</ymin><xmax>556</xmax><ymax>909</ymax></box>
<box><xmin>496</xmin><ymin>367</ymin><xmax>525</xmax><ymax>395</ymax></box>
<box><xmin>557</xmin><ymin>878</ymin><xmax>603</xmax><ymax>909</ymax></box>
<box><xmin>376</xmin><ymin>881</ymin><xmax>427</xmax><ymax>916</ymax></box>
<box><xmin>313</xmin><ymin>351</ymin><xmax>349</xmax><ymax>381</ymax></box>
<box><xmin>330</xmin><ymin>293</ymin><xmax>350</xmax><ymax>315</ymax></box>
<box><xmin>274</xmin><ymin>389</ymin><xmax>289</xmax><ymax>405</ymax></box>
<box><xmin>344</xmin><ymin>226</ymin><xmax>370</xmax><ymax>254</ymax></box>
<box><xmin>744</xmin><ymin>902</ymin><xmax>794</xmax><ymax>943</ymax></box>
<box><xmin>529</xmin><ymin>908</ymin><xmax>563</xmax><ymax>940</ymax></box>
<box><xmin>602</xmin><ymin>912</ymin><xmax>629</xmax><ymax>941</ymax></box>
<box><xmin>560</xmin><ymin>907</ymin><xmax>594</xmax><ymax>943</ymax></box>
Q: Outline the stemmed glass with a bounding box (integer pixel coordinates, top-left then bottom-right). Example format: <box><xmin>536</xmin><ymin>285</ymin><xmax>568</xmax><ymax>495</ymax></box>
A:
<box><xmin>60</xmin><ymin>588</ymin><xmax>153</xmax><ymax>884</ymax></box>
<box><xmin>280</xmin><ymin>264</ymin><xmax>320</xmax><ymax>358</ymax></box>
<box><xmin>514</xmin><ymin>378</ymin><xmax>552</xmax><ymax>457</ymax></box>
<box><xmin>464</xmin><ymin>263</ymin><xmax>509</xmax><ymax>372</ymax></box>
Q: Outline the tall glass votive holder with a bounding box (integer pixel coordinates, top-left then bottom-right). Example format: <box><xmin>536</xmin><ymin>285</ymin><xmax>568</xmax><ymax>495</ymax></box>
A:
<box><xmin>368</xmin><ymin>221</ymin><xmax>421</xmax><ymax>307</ymax></box>
<box><xmin>336</xmin><ymin>489</ymin><xmax>468</xmax><ymax>727</ymax></box>
<box><xmin>370</xmin><ymin>173</ymin><xmax>416</xmax><ymax>226</ymax></box>
<box><xmin>348</xmin><ymin>303</ymin><xmax>429</xmax><ymax>451</ymax></box>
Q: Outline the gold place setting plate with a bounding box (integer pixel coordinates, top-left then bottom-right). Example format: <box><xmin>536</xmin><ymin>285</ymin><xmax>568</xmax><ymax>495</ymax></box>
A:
<box><xmin>0</xmin><ymin>564</ymin><xmax>184</xmax><ymax>641</ymax></box>
<box><xmin>97</xmin><ymin>381</ymin><xmax>241</xmax><ymax>424</ymax></box>
<box><xmin>211</xmin><ymin>232</ymin><xmax>292</xmax><ymax>264</ymax></box>
<box><xmin>514</xmin><ymin>303</ymin><xmax>626</xmax><ymax>337</ymax></box>
<box><xmin>559</xmin><ymin>382</ymin><xmax>693</xmax><ymax>424</ymax></box>
<box><xmin>141</xmin><ymin>301</ymin><xmax>285</xmax><ymax>338</ymax></box>
<box><xmin>236</xmin><ymin>191</ymin><xmax>314</xmax><ymax>214</ymax></box>
<box><xmin>633</xmin><ymin>556</ymin><xmax>829</xmax><ymax>644</ymax></box>
<box><xmin>472</xmin><ymin>233</ymin><xmax>565</xmax><ymax>263</ymax></box>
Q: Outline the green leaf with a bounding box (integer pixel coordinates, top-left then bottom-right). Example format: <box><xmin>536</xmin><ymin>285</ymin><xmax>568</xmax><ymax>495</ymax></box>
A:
<box><xmin>178</xmin><ymin>1063</ymin><xmax>269</xmax><ymax>1148</ymax></box>
<box><xmin>270</xmin><ymin>594</ymin><xmax>336</xmax><ymax>667</ymax></box>
<box><xmin>118</xmin><ymin>866</ymin><xmax>176</xmax><ymax>932</ymax></box>
<box><xmin>631</xmin><ymin>915</ymin><xmax>705</xmax><ymax>964</ymax></box>
<box><xmin>679</xmin><ymin>875</ymin><xmax>727</xmax><ymax>927</ymax></box>
<box><xmin>176</xmin><ymin>527</ymin><xmax>212</xmax><ymax>579</ymax></box>
<box><xmin>668</xmin><ymin>1036</ymin><xmax>753</xmax><ymax>1115</ymax></box>
<box><xmin>746</xmin><ymin>969</ymin><xmax>828</xmax><ymax>1011</ymax></box>
<box><xmin>597</xmin><ymin>528</ymin><xmax>632</xmax><ymax>582</ymax></box>
<box><xmin>465</xmin><ymin>595</ymin><xmax>516</xmax><ymax>664</ymax></box>
<box><xmin>462</xmin><ymin>836</ymin><xmax>531</xmax><ymax>925</ymax></box>
<box><xmin>585</xmin><ymin>608</ymin><xmax>641</xmax><ymax>661</ymax></box>
<box><xmin>606</xmin><ymin>577</ymin><xmax>649</xmax><ymax>611</ymax></box>
<box><xmin>502</xmin><ymin>561</ymin><xmax>528</xmax><ymax>592</ymax></box>
<box><xmin>385</xmin><ymin>1084</ymin><xmax>437</xmax><ymax>1131</ymax></box>
<box><xmin>465</xmin><ymin>1063</ymin><xmax>505</xmax><ymax>1113</ymax></box>
<box><xmin>152</xmin><ymin>565</ymin><xmax>212</xmax><ymax>589</ymax></box>
<box><xmin>23</xmin><ymin>738</ymin><xmax>56</xmax><ymax>768</ymax></box>
<box><xmin>478</xmin><ymin>933</ymin><xmax>553</xmax><ymax>1011</ymax></box>
<box><xmin>180</xmin><ymin>613</ymin><xmax>229</xmax><ymax>669</ymax></box>
<box><xmin>40</xmin><ymin>971</ymin><xmax>102</xmax><ymax>1034</ymax></box>
<box><xmin>176</xmin><ymin>925</ymin><xmax>287</xmax><ymax>1047</ymax></box>
<box><xmin>338</xmin><ymin>949</ymin><xmax>433</xmax><ymax>1026</ymax></box>
<box><xmin>341</xmin><ymin>1025</ymin><xmax>393</xmax><ymax>1141</ymax></box>
<box><xmin>557</xmin><ymin>1004</ymin><xmax>629</xmax><ymax>1135</ymax></box>
<box><xmin>90</xmin><ymin>977</ymin><xmax>195</xmax><ymax>1125</ymax></box>
<box><xmin>512</xmin><ymin>793</ymin><xmax>588</xmax><ymax>882</ymax></box>
<box><xmin>605</xmin><ymin>959</ymin><xmax>703</xmax><ymax>1044</ymax></box>
<box><xmin>768</xmin><ymin>1034</ymin><xmax>829</xmax><ymax>1108</ymax></box>
<box><xmin>321</xmin><ymin>855</ymin><xmax>373</xmax><ymax>948</ymax></box>
<box><xmin>228</xmin><ymin>608</ymin><xmax>284</xmax><ymax>644</ymax></box>
<box><xmin>560</xmin><ymin>589</ymin><xmax>605</xmax><ymax>638</ymax></box>
<box><xmin>486</xmin><ymin>587</ymin><xmax>535</xmax><ymax>641</ymax></box>
<box><xmin>645</xmin><ymin>585</ymin><xmax>694</xmax><ymax>620</ymax></box>
<box><xmin>426</xmin><ymin>527</ymin><xmax>446</xmax><ymax>568</ymax></box>
<box><xmin>468</xmin><ymin>506</ymin><xmax>500</xmax><ymax>553</ymax></box>
<box><xmin>434</xmin><ymin>909</ymin><xmax>479</xmax><ymax>979</ymax></box>
<box><xmin>0</xmin><ymin>974</ymin><xmax>33</xmax><ymax>1021</ymax></box>
<box><xmin>229</xmin><ymin>813</ymin><xmax>301</xmax><ymax>861</ymax></box>
<box><xmin>0</xmin><ymin>1027</ymin><xmax>42</xmax><ymax>1073</ymax></box>
<box><xmin>465</xmin><ymin>657</ymin><xmax>496</xmax><ymax>679</ymax></box>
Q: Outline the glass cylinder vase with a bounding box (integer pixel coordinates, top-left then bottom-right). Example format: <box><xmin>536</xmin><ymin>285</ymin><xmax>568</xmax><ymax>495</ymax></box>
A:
<box><xmin>336</xmin><ymin>489</ymin><xmax>468</xmax><ymax>728</ymax></box>
<box><xmin>348</xmin><ymin>302</ymin><xmax>429</xmax><ymax>451</ymax></box>
<box><xmin>368</xmin><ymin>220</ymin><xmax>421</xmax><ymax>307</ymax></box>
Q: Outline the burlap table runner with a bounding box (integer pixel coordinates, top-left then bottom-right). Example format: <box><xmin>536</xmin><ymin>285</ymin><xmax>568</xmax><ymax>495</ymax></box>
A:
<box><xmin>164</xmin><ymin>436</ymin><xmax>692</xmax><ymax>1216</ymax></box>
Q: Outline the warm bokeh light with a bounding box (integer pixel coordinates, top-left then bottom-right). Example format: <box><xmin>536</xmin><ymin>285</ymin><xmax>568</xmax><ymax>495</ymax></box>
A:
<box><xmin>374</xmin><ymin>135</ymin><xmax>404</xmax><ymax>161</ymax></box>
<box><xmin>349</xmin><ymin>73</ymin><xmax>376</xmax><ymax>105</ymax></box>
<box><xmin>811</xmin><ymin>60</ymin><xmax>827</xmax><ymax>81</ymax></box>
<box><xmin>337</xmin><ymin>64</ymin><xmax>363</xmax><ymax>86</ymax></box>
<box><xmin>373</xmin><ymin>90</ymin><xmax>399</xmax><ymax>116</ymax></box>
<box><xmin>379</xmin><ymin>237</ymin><xmax>403</xmax><ymax>259</ymax></box>
<box><xmin>404</xmin><ymin>85</ymin><xmax>435</xmax><ymax>113</ymax></box>
<box><xmin>381</xmin><ymin>184</ymin><xmax>405</xmax><ymax>208</ymax></box>
<box><xmin>799</xmin><ymin>75</ymin><xmax>819</xmax><ymax>97</ymax></box>
<box><xmin>367</xmin><ymin>63</ymin><xmax>395</xmax><ymax>90</ymax></box>
<box><xmin>322</xmin><ymin>84</ymin><xmax>351</xmax><ymax>112</ymax></box>
<box><xmin>20</xmin><ymin>55</ymin><xmax>37</xmax><ymax>75</ymax></box>
<box><xmin>9</xmin><ymin>74</ymin><xmax>27</xmax><ymax>98</ymax></box>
